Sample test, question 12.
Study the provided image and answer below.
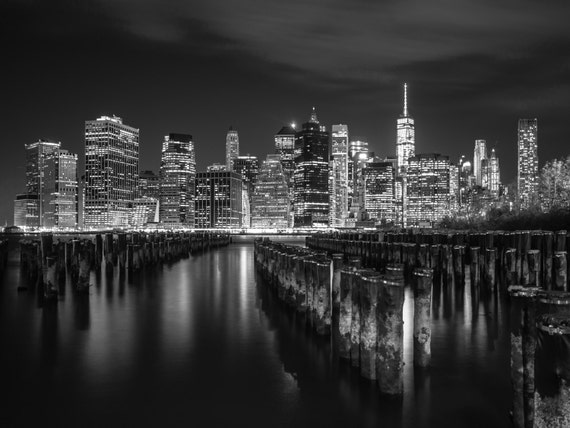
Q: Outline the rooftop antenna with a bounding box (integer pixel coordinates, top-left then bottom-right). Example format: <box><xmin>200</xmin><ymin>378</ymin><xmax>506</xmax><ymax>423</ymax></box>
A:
<box><xmin>403</xmin><ymin>83</ymin><xmax>408</xmax><ymax>117</ymax></box>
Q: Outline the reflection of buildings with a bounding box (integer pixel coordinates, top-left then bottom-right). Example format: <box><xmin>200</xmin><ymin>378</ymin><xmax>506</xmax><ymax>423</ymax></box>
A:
<box><xmin>362</xmin><ymin>159</ymin><xmax>396</xmax><ymax>224</ymax></box>
<box><xmin>330</xmin><ymin>124</ymin><xmax>349</xmax><ymax>227</ymax></box>
<box><xmin>293</xmin><ymin>108</ymin><xmax>330</xmax><ymax>227</ymax></box>
<box><xmin>225</xmin><ymin>127</ymin><xmax>239</xmax><ymax>171</ymax></box>
<box><xmin>406</xmin><ymin>153</ymin><xmax>450</xmax><ymax>227</ymax></box>
<box><xmin>159</xmin><ymin>133</ymin><xmax>196</xmax><ymax>225</ymax></box>
<box><xmin>517</xmin><ymin>118</ymin><xmax>538</xmax><ymax>210</ymax></box>
<box><xmin>195</xmin><ymin>171</ymin><xmax>243</xmax><ymax>228</ymax></box>
<box><xmin>251</xmin><ymin>155</ymin><xmax>290</xmax><ymax>228</ymax></box>
<box><xmin>84</xmin><ymin>115</ymin><xmax>139</xmax><ymax>228</ymax></box>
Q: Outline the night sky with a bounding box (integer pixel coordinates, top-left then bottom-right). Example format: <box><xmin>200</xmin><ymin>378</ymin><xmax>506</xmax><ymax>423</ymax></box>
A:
<box><xmin>2</xmin><ymin>0</ymin><xmax>570</xmax><ymax>225</ymax></box>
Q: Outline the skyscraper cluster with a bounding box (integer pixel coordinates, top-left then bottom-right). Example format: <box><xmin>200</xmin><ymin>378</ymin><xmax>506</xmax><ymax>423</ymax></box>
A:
<box><xmin>13</xmin><ymin>86</ymin><xmax>540</xmax><ymax>230</ymax></box>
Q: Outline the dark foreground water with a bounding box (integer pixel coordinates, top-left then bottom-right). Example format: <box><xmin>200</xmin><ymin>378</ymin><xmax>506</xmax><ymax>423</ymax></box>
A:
<box><xmin>0</xmin><ymin>241</ymin><xmax>511</xmax><ymax>427</ymax></box>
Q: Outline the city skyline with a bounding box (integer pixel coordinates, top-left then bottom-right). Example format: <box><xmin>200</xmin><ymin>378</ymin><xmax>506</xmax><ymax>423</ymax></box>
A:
<box><xmin>2</xmin><ymin>1</ymin><xmax>570</xmax><ymax>224</ymax></box>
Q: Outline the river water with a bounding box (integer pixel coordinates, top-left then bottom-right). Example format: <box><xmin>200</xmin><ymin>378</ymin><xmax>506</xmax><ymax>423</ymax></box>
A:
<box><xmin>0</xmin><ymin>240</ymin><xmax>511</xmax><ymax>427</ymax></box>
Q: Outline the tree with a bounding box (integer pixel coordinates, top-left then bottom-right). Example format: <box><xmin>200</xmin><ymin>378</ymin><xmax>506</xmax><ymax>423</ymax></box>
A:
<box><xmin>540</xmin><ymin>156</ymin><xmax>570</xmax><ymax>211</ymax></box>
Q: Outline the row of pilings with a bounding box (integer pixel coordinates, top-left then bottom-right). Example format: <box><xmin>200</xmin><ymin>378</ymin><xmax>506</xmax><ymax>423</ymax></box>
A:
<box><xmin>254</xmin><ymin>238</ymin><xmax>435</xmax><ymax>396</ymax></box>
<box><xmin>306</xmin><ymin>230</ymin><xmax>570</xmax><ymax>428</ymax></box>
<box><xmin>18</xmin><ymin>232</ymin><xmax>230</xmax><ymax>300</ymax></box>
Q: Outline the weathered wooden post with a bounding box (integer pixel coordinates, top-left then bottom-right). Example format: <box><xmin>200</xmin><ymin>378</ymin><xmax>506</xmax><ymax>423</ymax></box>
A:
<box><xmin>542</xmin><ymin>231</ymin><xmax>554</xmax><ymax>290</ymax></box>
<box><xmin>104</xmin><ymin>233</ymin><xmax>114</xmax><ymax>275</ymax></box>
<box><xmin>430</xmin><ymin>245</ymin><xmax>441</xmax><ymax>286</ymax></box>
<box><xmin>553</xmin><ymin>252</ymin><xmax>568</xmax><ymax>292</ymax></box>
<box><xmin>350</xmin><ymin>269</ymin><xmax>365</xmax><ymax>368</ymax></box>
<box><xmin>533</xmin><ymin>313</ymin><xmax>570</xmax><ymax>428</ymax></box>
<box><xmin>527</xmin><ymin>250</ymin><xmax>541</xmax><ymax>288</ymax></box>
<box><xmin>413</xmin><ymin>267</ymin><xmax>433</xmax><ymax>367</ymax></box>
<box><xmin>315</xmin><ymin>257</ymin><xmax>332</xmax><ymax>336</ymax></box>
<box><xmin>332</xmin><ymin>253</ymin><xmax>344</xmax><ymax>311</ymax></box>
<box><xmin>376</xmin><ymin>277</ymin><xmax>405</xmax><ymax>395</ymax></box>
<box><xmin>509</xmin><ymin>285</ymin><xmax>539</xmax><ymax>428</ymax></box>
<box><xmin>43</xmin><ymin>256</ymin><xmax>57</xmax><ymax>300</ymax></box>
<box><xmin>505</xmin><ymin>248</ymin><xmax>518</xmax><ymax>290</ymax></box>
<box><xmin>359</xmin><ymin>270</ymin><xmax>382</xmax><ymax>379</ymax></box>
<box><xmin>521</xmin><ymin>231</ymin><xmax>531</xmax><ymax>286</ymax></box>
<box><xmin>339</xmin><ymin>268</ymin><xmax>357</xmax><ymax>360</ymax></box>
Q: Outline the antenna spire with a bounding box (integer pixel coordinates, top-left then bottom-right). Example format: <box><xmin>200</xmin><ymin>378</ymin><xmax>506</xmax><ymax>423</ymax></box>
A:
<box><xmin>403</xmin><ymin>83</ymin><xmax>408</xmax><ymax>117</ymax></box>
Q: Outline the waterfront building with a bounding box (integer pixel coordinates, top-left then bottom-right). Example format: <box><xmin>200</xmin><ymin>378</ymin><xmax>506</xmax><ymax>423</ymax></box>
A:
<box><xmin>84</xmin><ymin>115</ymin><xmax>139</xmax><ymax>228</ymax></box>
<box><xmin>132</xmin><ymin>197</ymin><xmax>159</xmax><ymax>227</ymax></box>
<box><xmin>517</xmin><ymin>118</ymin><xmax>538</xmax><ymax>209</ymax></box>
<box><xmin>458</xmin><ymin>155</ymin><xmax>473</xmax><ymax>206</ymax></box>
<box><xmin>225</xmin><ymin>127</ymin><xmax>239</xmax><ymax>171</ymax></box>
<box><xmin>449</xmin><ymin>162</ymin><xmax>459</xmax><ymax>213</ymax></box>
<box><xmin>139</xmin><ymin>170</ymin><xmax>160</xmax><ymax>199</ymax></box>
<box><xmin>396</xmin><ymin>83</ymin><xmax>415</xmax><ymax>174</ymax></box>
<box><xmin>159</xmin><ymin>133</ymin><xmax>196</xmax><ymax>225</ymax></box>
<box><xmin>13</xmin><ymin>194</ymin><xmax>39</xmax><ymax>228</ymax></box>
<box><xmin>473</xmin><ymin>139</ymin><xmax>487</xmax><ymax>187</ymax></box>
<box><xmin>42</xmin><ymin>149</ymin><xmax>78</xmax><ymax>228</ymax></box>
<box><xmin>24</xmin><ymin>139</ymin><xmax>60</xmax><ymax>226</ymax></box>
<box><xmin>275</xmin><ymin>124</ymin><xmax>296</xmax><ymax>227</ymax></box>
<box><xmin>251</xmin><ymin>155</ymin><xmax>290</xmax><ymax>229</ymax></box>
<box><xmin>330</xmin><ymin>124</ymin><xmax>349</xmax><ymax>227</ymax></box>
<box><xmin>195</xmin><ymin>171</ymin><xmax>243</xmax><ymax>228</ymax></box>
<box><xmin>362</xmin><ymin>159</ymin><xmax>397</xmax><ymax>224</ymax></box>
<box><xmin>293</xmin><ymin>108</ymin><xmax>330</xmax><ymax>227</ymax></box>
<box><xmin>406</xmin><ymin>153</ymin><xmax>450</xmax><ymax>227</ymax></box>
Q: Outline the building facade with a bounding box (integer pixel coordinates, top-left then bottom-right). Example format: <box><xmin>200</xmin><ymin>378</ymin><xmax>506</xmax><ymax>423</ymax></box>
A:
<box><xmin>362</xmin><ymin>159</ymin><xmax>396</xmax><ymax>224</ymax></box>
<box><xmin>406</xmin><ymin>153</ymin><xmax>450</xmax><ymax>227</ymax></box>
<box><xmin>473</xmin><ymin>139</ymin><xmax>487</xmax><ymax>187</ymax></box>
<box><xmin>293</xmin><ymin>108</ymin><xmax>330</xmax><ymax>227</ymax></box>
<box><xmin>234</xmin><ymin>155</ymin><xmax>259</xmax><ymax>188</ymax></box>
<box><xmin>195</xmin><ymin>171</ymin><xmax>243</xmax><ymax>228</ymax></box>
<box><xmin>225</xmin><ymin>127</ymin><xmax>239</xmax><ymax>171</ymax></box>
<box><xmin>159</xmin><ymin>133</ymin><xmax>196</xmax><ymax>225</ymax></box>
<box><xmin>42</xmin><ymin>149</ymin><xmax>78</xmax><ymax>228</ymax></box>
<box><xmin>139</xmin><ymin>170</ymin><xmax>160</xmax><ymax>199</ymax></box>
<box><xmin>84</xmin><ymin>115</ymin><xmax>139</xmax><ymax>228</ymax></box>
<box><xmin>13</xmin><ymin>194</ymin><xmax>39</xmax><ymax>227</ymax></box>
<box><xmin>331</xmin><ymin>124</ymin><xmax>349</xmax><ymax>227</ymax></box>
<box><xmin>517</xmin><ymin>118</ymin><xmax>538</xmax><ymax>209</ymax></box>
<box><xmin>488</xmin><ymin>148</ymin><xmax>501</xmax><ymax>199</ymax></box>
<box><xmin>251</xmin><ymin>155</ymin><xmax>290</xmax><ymax>228</ymax></box>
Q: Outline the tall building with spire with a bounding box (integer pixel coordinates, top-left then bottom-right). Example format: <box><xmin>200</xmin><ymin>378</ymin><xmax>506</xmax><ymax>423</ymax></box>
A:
<box><xmin>396</xmin><ymin>83</ymin><xmax>415</xmax><ymax>174</ymax></box>
<box><xmin>225</xmin><ymin>127</ymin><xmax>239</xmax><ymax>171</ymax></box>
<box><xmin>293</xmin><ymin>107</ymin><xmax>330</xmax><ymax>227</ymax></box>
<box><xmin>517</xmin><ymin>118</ymin><xmax>538</xmax><ymax>209</ymax></box>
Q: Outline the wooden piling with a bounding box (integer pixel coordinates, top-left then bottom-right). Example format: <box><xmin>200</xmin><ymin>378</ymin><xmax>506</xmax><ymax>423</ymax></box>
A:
<box><xmin>413</xmin><ymin>267</ymin><xmax>433</xmax><ymax>367</ymax></box>
<box><xmin>359</xmin><ymin>270</ymin><xmax>382</xmax><ymax>380</ymax></box>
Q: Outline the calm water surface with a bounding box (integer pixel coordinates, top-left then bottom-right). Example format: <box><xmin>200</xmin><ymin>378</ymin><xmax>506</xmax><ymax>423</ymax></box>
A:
<box><xmin>0</xmin><ymin>241</ymin><xmax>511</xmax><ymax>427</ymax></box>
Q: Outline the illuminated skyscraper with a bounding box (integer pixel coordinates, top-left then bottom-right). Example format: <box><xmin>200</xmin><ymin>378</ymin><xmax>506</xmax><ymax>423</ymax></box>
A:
<box><xmin>25</xmin><ymin>139</ymin><xmax>60</xmax><ymax>225</ymax></box>
<box><xmin>293</xmin><ymin>108</ymin><xmax>330</xmax><ymax>227</ymax></box>
<box><xmin>362</xmin><ymin>159</ymin><xmax>396</xmax><ymax>224</ymax></box>
<box><xmin>488</xmin><ymin>148</ymin><xmax>501</xmax><ymax>198</ymax></box>
<box><xmin>225</xmin><ymin>127</ymin><xmax>239</xmax><ymax>171</ymax></box>
<box><xmin>275</xmin><ymin>124</ymin><xmax>296</xmax><ymax>226</ymax></box>
<box><xmin>195</xmin><ymin>171</ymin><xmax>243</xmax><ymax>228</ymax></box>
<box><xmin>396</xmin><ymin>83</ymin><xmax>415</xmax><ymax>173</ymax></box>
<box><xmin>473</xmin><ymin>139</ymin><xmax>487</xmax><ymax>187</ymax></box>
<box><xmin>159</xmin><ymin>133</ymin><xmax>196</xmax><ymax>225</ymax></box>
<box><xmin>517</xmin><ymin>118</ymin><xmax>538</xmax><ymax>209</ymax></box>
<box><xmin>43</xmin><ymin>149</ymin><xmax>78</xmax><ymax>228</ymax></box>
<box><xmin>458</xmin><ymin>155</ymin><xmax>473</xmax><ymax>206</ymax></box>
<box><xmin>331</xmin><ymin>124</ymin><xmax>349</xmax><ymax>226</ymax></box>
<box><xmin>251</xmin><ymin>155</ymin><xmax>290</xmax><ymax>228</ymax></box>
<box><xmin>84</xmin><ymin>116</ymin><xmax>139</xmax><ymax>228</ymax></box>
<box><xmin>13</xmin><ymin>194</ymin><xmax>39</xmax><ymax>227</ymax></box>
<box><xmin>449</xmin><ymin>162</ymin><xmax>459</xmax><ymax>212</ymax></box>
<box><xmin>406</xmin><ymin>153</ymin><xmax>450</xmax><ymax>227</ymax></box>
<box><xmin>347</xmin><ymin>139</ymin><xmax>369</xmax><ymax>213</ymax></box>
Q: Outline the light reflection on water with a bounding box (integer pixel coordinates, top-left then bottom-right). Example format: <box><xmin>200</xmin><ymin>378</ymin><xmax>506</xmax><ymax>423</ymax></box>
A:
<box><xmin>0</xmin><ymin>243</ymin><xmax>510</xmax><ymax>427</ymax></box>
